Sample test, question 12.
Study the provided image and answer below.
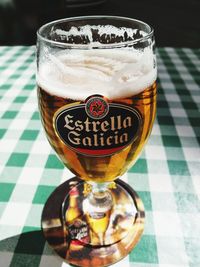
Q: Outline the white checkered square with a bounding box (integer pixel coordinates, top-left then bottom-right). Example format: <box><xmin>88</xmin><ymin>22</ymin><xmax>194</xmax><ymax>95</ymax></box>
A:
<box><xmin>39</xmin><ymin>255</ymin><xmax>70</xmax><ymax>267</ymax></box>
<box><xmin>145</xmin><ymin>146</ymin><xmax>166</xmax><ymax>160</ymax></box>
<box><xmin>31</xmin><ymin>140</ymin><xmax>51</xmax><ymax>155</ymax></box>
<box><xmin>170</xmin><ymin>108</ymin><xmax>187</xmax><ymax>118</ymax></box>
<box><xmin>18</xmin><ymin>167</ymin><xmax>43</xmax><ymax>185</ymax></box>
<box><xmin>176</xmin><ymin>126</ymin><xmax>195</xmax><ymax>137</ymax></box>
<box><xmin>0</xmin><ymin>203</ymin><xmax>31</xmax><ymax>226</ymax></box>
<box><xmin>182</xmin><ymin>147</ymin><xmax>200</xmax><ymax>162</ymax></box>
<box><xmin>0</xmin><ymin>252</ymin><xmax>14</xmax><ymax>267</ymax></box>
<box><xmin>148</xmin><ymin>174</ymin><xmax>173</xmax><ymax>193</ymax></box>
<box><xmin>156</xmin><ymin>236</ymin><xmax>189</xmax><ymax>265</ymax></box>
<box><xmin>179</xmin><ymin>213</ymin><xmax>200</xmax><ymax>238</ymax></box>
<box><xmin>153</xmin><ymin>211</ymin><xmax>182</xmax><ymax>237</ymax></box>
<box><xmin>10</xmin><ymin>184</ymin><xmax>37</xmax><ymax>203</ymax></box>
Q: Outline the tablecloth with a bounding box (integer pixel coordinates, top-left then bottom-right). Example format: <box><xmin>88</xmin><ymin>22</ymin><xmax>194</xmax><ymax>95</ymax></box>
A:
<box><xmin>0</xmin><ymin>46</ymin><xmax>200</xmax><ymax>267</ymax></box>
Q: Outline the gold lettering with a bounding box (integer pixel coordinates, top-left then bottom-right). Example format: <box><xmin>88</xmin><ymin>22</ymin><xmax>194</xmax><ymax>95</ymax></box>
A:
<box><xmin>110</xmin><ymin>116</ymin><xmax>115</xmax><ymax>131</ymax></box>
<box><xmin>120</xmin><ymin>133</ymin><xmax>128</xmax><ymax>143</ymax></box>
<box><xmin>114</xmin><ymin>131</ymin><xmax>119</xmax><ymax>144</ymax></box>
<box><xmin>84</xmin><ymin>118</ymin><xmax>92</xmax><ymax>132</ymax></box>
<box><xmin>123</xmin><ymin>117</ymin><xmax>132</xmax><ymax>128</ymax></box>
<box><xmin>101</xmin><ymin>121</ymin><xmax>110</xmax><ymax>132</ymax></box>
<box><xmin>63</xmin><ymin>107</ymin><xmax>135</xmax><ymax>150</ymax></box>
<box><xmin>94</xmin><ymin>134</ymin><xmax>98</xmax><ymax>146</ymax></box>
<box><xmin>100</xmin><ymin>133</ymin><xmax>105</xmax><ymax>146</ymax></box>
<box><xmin>107</xmin><ymin>136</ymin><xmax>113</xmax><ymax>145</ymax></box>
<box><xmin>64</xmin><ymin>114</ymin><xmax>74</xmax><ymax>130</ymax></box>
<box><xmin>92</xmin><ymin>121</ymin><xmax>100</xmax><ymax>132</ymax></box>
<box><xmin>75</xmin><ymin>120</ymin><xmax>84</xmax><ymax>131</ymax></box>
<box><xmin>83</xmin><ymin>137</ymin><xmax>92</xmax><ymax>146</ymax></box>
<box><xmin>68</xmin><ymin>131</ymin><xmax>80</xmax><ymax>145</ymax></box>
<box><xmin>117</xmin><ymin>115</ymin><xmax>122</xmax><ymax>129</ymax></box>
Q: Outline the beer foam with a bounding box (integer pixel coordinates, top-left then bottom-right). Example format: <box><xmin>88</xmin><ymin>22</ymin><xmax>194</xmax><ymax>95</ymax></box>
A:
<box><xmin>37</xmin><ymin>48</ymin><xmax>157</xmax><ymax>100</ymax></box>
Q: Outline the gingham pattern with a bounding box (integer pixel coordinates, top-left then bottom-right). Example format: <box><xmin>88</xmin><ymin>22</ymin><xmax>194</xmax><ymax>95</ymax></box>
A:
<box><xmin>0</xmin><ymin>46</ymin><xmax>199</xmax><ymax>267</ymax></box>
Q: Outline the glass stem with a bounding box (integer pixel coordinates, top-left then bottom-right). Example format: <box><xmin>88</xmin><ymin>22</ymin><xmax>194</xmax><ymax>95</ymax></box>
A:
<box><xmin>83</xmin><ymin>182</ymin><xmax>113</xmax><ymax>245</ymax></box>
<box><xmin>88</xmin><ymin>182</ymin><xmax>113</xmax><ymax>212</ymax></box>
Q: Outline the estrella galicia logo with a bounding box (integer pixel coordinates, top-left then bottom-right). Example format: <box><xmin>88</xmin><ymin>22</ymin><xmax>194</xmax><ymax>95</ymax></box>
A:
<box><xmin>54</xmin><ymin>95</ymin><xmax>142</xmax><ymax>156</ymax></box>
<box><xmin>85</xmin><ymin>95</ymin><xmax>109</xmax><ymax>119</ymax></box>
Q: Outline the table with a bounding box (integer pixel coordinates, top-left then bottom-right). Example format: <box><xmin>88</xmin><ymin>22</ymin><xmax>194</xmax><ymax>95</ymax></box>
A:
<box><xmin>0</xmin><ymin>46</ymin><xmax>199</xmax><ymax>267</ymax></box>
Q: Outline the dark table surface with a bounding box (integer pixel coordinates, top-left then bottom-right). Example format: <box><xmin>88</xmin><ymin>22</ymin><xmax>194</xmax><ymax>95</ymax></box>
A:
<box><xmin>0</xmin><ymin>0</ymin><xmax>200</xmax><ymax>47</ymax></box>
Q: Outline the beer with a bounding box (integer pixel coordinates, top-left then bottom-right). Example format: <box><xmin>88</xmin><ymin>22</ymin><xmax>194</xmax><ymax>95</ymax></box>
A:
<box><xmin>37</xmin><ymin>48</ymin><xmax>157</xmax><ymax>182</ymax></box>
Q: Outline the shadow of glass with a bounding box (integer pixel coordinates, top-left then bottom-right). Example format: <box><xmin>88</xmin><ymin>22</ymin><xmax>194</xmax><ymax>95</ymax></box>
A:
<box><xmin>0</xmin><ymin>230</ymin><xmax>66</xmax><ymax>267</ymax></box>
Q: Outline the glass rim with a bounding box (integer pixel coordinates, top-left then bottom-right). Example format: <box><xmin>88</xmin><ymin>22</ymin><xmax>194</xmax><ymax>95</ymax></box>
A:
<box><xmin>37</xmin><ymin>15</ymin><xmax>154</xmax><ymax>49</ymax></box>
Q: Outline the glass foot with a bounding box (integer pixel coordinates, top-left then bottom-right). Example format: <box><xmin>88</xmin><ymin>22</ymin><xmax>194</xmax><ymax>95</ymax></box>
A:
<box><xmin>42</xmin><ymin>177</ymin><xmax>145</xmax><ymax>267</ymax></box>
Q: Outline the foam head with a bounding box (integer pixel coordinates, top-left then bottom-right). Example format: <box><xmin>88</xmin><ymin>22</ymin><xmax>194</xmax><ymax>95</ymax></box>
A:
<box><xmin>37</xmin><ymin>25</ymin><xmax>157</xmax><ymax>100</ymax></box>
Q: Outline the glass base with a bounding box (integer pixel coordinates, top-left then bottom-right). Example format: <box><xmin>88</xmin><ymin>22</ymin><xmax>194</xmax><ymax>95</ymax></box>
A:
<box><xmin>41</xmin><ymin>177</ymin><xmax>145</xmax><ymax>267</ymax></box>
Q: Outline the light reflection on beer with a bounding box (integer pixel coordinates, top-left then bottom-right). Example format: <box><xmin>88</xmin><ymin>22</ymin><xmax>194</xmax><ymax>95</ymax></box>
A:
<box><xmin>37</xmin><ymin>48</ymin><xmax>156</xmax><ymax>183</ymax></box>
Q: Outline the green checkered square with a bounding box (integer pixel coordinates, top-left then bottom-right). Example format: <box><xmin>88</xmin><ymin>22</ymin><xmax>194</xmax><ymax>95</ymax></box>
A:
<box><xmin>45</xmin><ymin>154</ymin><xmax>64</xmax><ymax>169</ymax></box>
<box><xmin>31</xmin><ymin>112</ymin><xmax>40</xmax><ymax>120</ymax></box>
<box><xmin>189</xmin><ymin>117</ymin><xmax>200</xmax><ymax>127</ymax></box>
<box><xmin>157</xmin><ymin>115</ymin><xmax>174</xmax><ymax>125</ymax></box>
<box><xmin>157</xmin><ymin>100</ymin><xmax>169</xmax><ymax>108</ymax></box>
<box><xmin>20</xmin><ymin>130</ymin><xmax>39</xmax><ymax>141</ymax></box>
<box><xmin>32</xmin><ymin>185</ymin><xmax>55</xmax><ymax>204</ymax></box>
<box><xmin>6</xmin><ymin>153</ymin><xmax>29</xmax><ymax>167</ymax></box>
<box><xmin>0</xmin><ymin>234</ymin><xmax>20</xmax><ymax>252</ymax></box>
<box><xmin>22</xmin><ymin>226</ymin><xmax>41</xmax><ymax>233</ymax></box>
<box><xmin>159</xmin><ymin>125</ymin><xmax>178</xmax><ymax>137</ymax></box>
<box><xmin>0</xmin><ymin>84</ymin><xmax>12</xmax><ymax>90</ymax></box>
<box><xmin>13</xmin><ymin>96</ymin><xmax>28</xmax><ymax>103</ymax></box>
<box><xmin>0</xmin><ymin>183</ymin><xmax>15</xmax><ymax>202</ymax></box>
<box><xmin>137</xmin><ymin>191</ymin><xmax>152</xmax><ymax>211</ymax></box>
<box><xmin>129</xmin><ymin>159</ymin><xmax>148</xmax><ymax>173</ymax></box>
<box><xmin>162</xmin><ymin>135</ymin><xmax>181</xmax><ymax>147</ymax></box>
<box><xmin>167</xmin><ymin>160</ymin><xmax>190</xmax><ymax>175</ymax></box>
<box><xmin>2</xmin><ymin>111</ymin><xmax>18</xmax><ymax>119</ymax></box>
<box><xmin>129</xmin><ymin>235</ymin><xmax>158</xmax><ymax>263</ymax></box>
<box><xmin>23</xmin><ymin>84</ymin><xmax>35</xmax><ymax>91</ymax></box>
<box><xmin>10</xmin><ymin>253</ymin><xmax>42</xmax><ymax>267</ymax></box>
<box><xmin>10</xmin><ymin>74</ymin><xmax>20</xmax><ymax>79</ymax></box>
<box><xmin>0</xmin><ymin>129</ymin><xmax>6</xmax><ymax>139</ymax></box>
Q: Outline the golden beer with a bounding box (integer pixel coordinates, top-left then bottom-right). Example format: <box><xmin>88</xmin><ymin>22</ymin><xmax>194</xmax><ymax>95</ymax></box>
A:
<box><xmin>37</xmin><ymin>48</ymin><xmax>156</xmax><ymax>183</ymax></box>
<box><xmin>38</xmin><ymin>84</ymin><xmax>156</xmax><ymax>183</ymax></box>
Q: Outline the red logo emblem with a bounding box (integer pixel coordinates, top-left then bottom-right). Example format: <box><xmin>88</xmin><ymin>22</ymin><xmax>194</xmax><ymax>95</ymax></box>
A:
<box><xmin>85</xmin><ymin>95</ymin><xmax>109</xmax><ymax>119</ymax></box>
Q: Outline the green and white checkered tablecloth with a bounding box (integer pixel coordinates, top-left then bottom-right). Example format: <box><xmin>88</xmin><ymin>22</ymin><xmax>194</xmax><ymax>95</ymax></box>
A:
<box><xmin>0</xmin><ymin>46</ymin><xmax>200</xmax><ymax>267</ymax></box>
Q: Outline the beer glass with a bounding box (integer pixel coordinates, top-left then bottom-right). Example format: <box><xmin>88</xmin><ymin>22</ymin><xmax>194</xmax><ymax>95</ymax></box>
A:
<box><xmin>37</xmin><ymin>16</ymin><xmax>157</xmax><ymax>266</ymax></box>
